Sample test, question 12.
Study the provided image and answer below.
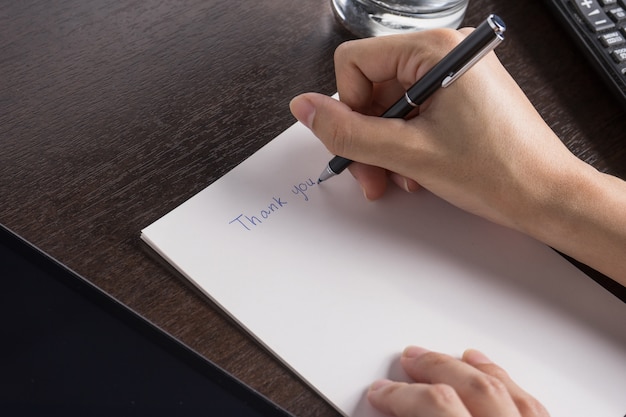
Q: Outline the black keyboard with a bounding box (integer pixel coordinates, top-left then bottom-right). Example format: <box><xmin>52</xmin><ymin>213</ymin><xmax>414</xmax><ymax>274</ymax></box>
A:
<box><xmin>545</xmin><ymin>0</ymin><xmax>626</xmax><ymax>107</ymax></box>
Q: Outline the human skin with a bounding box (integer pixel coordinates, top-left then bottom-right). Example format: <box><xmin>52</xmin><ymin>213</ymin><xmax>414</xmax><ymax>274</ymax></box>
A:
<box><xmin>289</xmin><ymin>28</ymin><xmax>626</xmax><ymax>416</ymax></box>
<box><xmin>289</xmin><ymin>28</ymin><xmax>626</xmax><ymax>287</ymax></box>
<box><xmin>367</xmin><ymin>346</ymin><xmax>549</xmax><ymax>417</ymax></box>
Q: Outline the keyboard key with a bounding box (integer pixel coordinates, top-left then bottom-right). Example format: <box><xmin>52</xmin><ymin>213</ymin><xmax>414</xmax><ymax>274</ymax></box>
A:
<box><xmin>608</xmin><ymin>7</ymin><xmax>626</xmax><ymax>21</ymax></box>
<box><xmin>546</xmin><ymin>0</ymin><xmax>626</xmax><ymax>106</ymax></box>
<box><xmin>611</xmin><ymin>47</ymin><xmax>626</xmax><ymax>62</ymax></box>
<box><xmin>573</xmin><ymin>0</ymin><xmax>616</xmax><ymax>32</ymax></box>
<box><xmin>600</xmin><ymin>31</ymin><xmax>626</xmax><ymax>46</ymax></box>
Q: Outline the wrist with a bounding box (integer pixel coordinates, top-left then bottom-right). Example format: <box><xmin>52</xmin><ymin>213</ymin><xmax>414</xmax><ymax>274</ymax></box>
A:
<box><xmin>518</xmin><ymin>159</ymin><xmax>595</xmax><ymax>244</ymax></box>
<box><xmin>516</xmin><ymin>158</ymin><xmax>626</xmax><ymax>284</ymax></box>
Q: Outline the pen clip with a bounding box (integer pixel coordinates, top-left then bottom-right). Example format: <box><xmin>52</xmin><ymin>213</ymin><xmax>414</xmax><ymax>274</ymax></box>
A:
<box><xmin>441</xmin><ymin>34</ymin><xmax>504</xmax><ymax>88</ymax></box>
<box><xmin>441</xmin><ymin>14</ymin><xmax>506</xmax><ymax>88</ymax></box>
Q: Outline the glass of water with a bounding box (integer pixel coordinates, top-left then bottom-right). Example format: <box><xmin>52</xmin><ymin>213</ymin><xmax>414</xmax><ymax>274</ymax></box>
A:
<box><xmin>331</xmin><ymin>0</ymin><xmax>469</xmax><ymax>37</ymax></box>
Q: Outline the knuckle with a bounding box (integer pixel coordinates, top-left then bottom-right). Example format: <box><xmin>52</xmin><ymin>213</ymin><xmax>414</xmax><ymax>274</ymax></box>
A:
<box><xmin>467</xmin><ymin>373</ymin><xmax>509</xmax><ymax>399</ymax></box>
<box><xmin>515</xmin><ymin>396</ymin><xmax>550</xmax><ymax>417</ymax></box>
<box><xmin>473</xmin><ymin>362</ymin><xmax>549</xmax><ymax>417</ymax></box>
<box><xmin>478</xmin><ymin>363</ymin><xmax>511</xmax><ymax>381</ymax></box>
<box><xmin>437</xmin><ymin>28</ymin><xmax>466</xmax><ymax>49</ymax></box>
<box><xmin>334</xmin><ymin>41</ymin><xmax>348</xmax><ymax>61</ymax></box>
<box><xmin>324</xmin><ymin>114</ymin><xmax>354</xmax><ymax>158</ymax></box>
<box><xmin>424</xmin><ymin>384</ymin><xmax>460</xmax><ymax>408</ymax></box>
<box><xmin>325</xmin><ymin>118</ymin><xmax>347</xmax><ymax>156</ymax></box>
<box><xmin>416</xmin><ymin>28</ymin><xmax>465</xmax><ymax>59</ymax></box>
<box><xmin>334</xmin><ymin>40</ymin><xmax>356</xmax><ymax>66</ymax></box>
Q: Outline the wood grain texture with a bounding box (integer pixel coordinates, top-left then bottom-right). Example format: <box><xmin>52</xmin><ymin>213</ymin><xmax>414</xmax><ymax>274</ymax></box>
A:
<box><xmin>1</xmin><ymin>0</ymin><xmax>624</xmax><ymax>416</ymax></box>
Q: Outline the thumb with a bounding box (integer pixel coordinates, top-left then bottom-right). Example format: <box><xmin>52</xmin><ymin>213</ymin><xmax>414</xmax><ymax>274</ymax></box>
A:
<box><xmin>289</xmin><ymin>93</ymin><xmax>400</xmax><ymax>167</ymax></box>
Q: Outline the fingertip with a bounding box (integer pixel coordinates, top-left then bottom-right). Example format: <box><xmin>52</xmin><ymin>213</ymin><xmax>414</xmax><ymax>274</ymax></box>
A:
<box><xmin>361</xmin><ymin>185</ymin><xmax>376</xmax><ymax>202</ymax></box>
<box><xmin>462</xmin><ymin>349</ymin><xmax>493</xmax><ymax>365</ymax></box>
<box><xmin>369</xmin><ymin>379</ymin><xmax>394</xmax><ymax>392</ymax></box>
<box><xmin>348</xmin><ymin>163</ymin><xmax>388</xmax><ymax>201</ymax></box>
<box><xmin>361</xmin><ymin>183</ymin><xmax>387</xmax><ymax>201</ymax></box>
<box><xmin>367</xmin><ymin>379</ymin><xmax>397</xmax><ymax>416</ymax></box>
<box><xmin>389</xmin><ymin>173</ymin><xmax>420</xmax><ymax>193</ymax></box>
<box><xmin>402</xmin><ymin>345</ymin><xmax>430</xmax><ymax>359</ymax></box>
<box><xmin>289</xmin><ymin>94</ymin><xmax>316</xmax><ymax>129</ymax></box>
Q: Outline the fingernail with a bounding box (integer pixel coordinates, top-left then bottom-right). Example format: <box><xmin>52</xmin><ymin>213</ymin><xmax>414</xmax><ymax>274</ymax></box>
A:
<box><xmin>398</xmin><ymin>177</ymin><xmax>412</xmax><ymax>193</ymax></box>
<box><xmin>370</xmin><ymin>379</ymin><xmax>393</xmax><ymax>392</ymax></box>
<box><xmin>463</xmin><ymin>349</ymin><xmax>492</xmax><ymax>365</ymax></box>
<box><xmin>406</xmin><ymin>178</ymin><xmax>420</xmax><ymax>193</ymax></box>
<box><xmin>361</xmin><ymin>186</ymin><xmax>373</xmax><ymax>201</ymax></box>
<box><xmin>389</xmin><ymin>173</ymin><xmax>419</xmax><ymax>193</ymax></box>
<box><xmin>289</xmin><ymin>96</ymin><xmax>316</xmax><ymax>130</ymax></box>
<box><xmin>402</xmin><ymin>346</ymin><xmax>430</xmax><ymax>359</ymax></box>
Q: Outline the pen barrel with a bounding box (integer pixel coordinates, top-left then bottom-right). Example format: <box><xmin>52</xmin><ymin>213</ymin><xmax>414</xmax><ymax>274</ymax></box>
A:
<box><xmin>406</xmin><ymin>15</ymin><xmax>505</xmax><ymax>105</ymax></box>
<box><xmin>330</xmin><ymin>92</ymin><xmax>414</xmax><ymax>176</ymax></box>
<box><xmin>382</xmin><ymin>96</ymin><xmax>416</xmax><ymax>119</ymax></box>
<box><xmin>328</xmin><ymin>93</ymin><xmax>415</xmax><ymax>176</ymax></box>
<box><xmin>328</xmin><ymin>156</ymin><xmax>352</xmax><ymax>175</ymax></box>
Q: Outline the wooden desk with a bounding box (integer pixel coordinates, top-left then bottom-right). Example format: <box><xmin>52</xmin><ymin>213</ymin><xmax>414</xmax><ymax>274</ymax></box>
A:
<box><xmin>1</xmin><ymin>1</ymin><xmax>624</xmax><ymax>415</ymax></box>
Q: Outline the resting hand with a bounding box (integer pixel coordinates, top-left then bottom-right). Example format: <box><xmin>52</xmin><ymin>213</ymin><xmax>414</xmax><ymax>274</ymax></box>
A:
<box><xmin>368</xmin><ymin>346</ymin><xmax>549</xmax><ymax>417</ymax></box>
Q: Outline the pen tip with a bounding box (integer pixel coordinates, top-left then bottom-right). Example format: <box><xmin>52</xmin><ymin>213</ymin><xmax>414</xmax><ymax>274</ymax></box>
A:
<box><xmin>317</xmin><ymin>166</ymin><xmax>336</xmax><ymax>183</ymax></box>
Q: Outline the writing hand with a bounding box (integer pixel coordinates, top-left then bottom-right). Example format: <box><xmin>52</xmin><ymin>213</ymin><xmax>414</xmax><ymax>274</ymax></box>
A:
<box><xmin>368</xmin><ymin>346</ymin><xmax>549</xmax><ymax>417</ymax></box>
<box><xmin>290</xmin><ymin>28</ymin><xmax>574</xmax><ymax>229</ymax></box>
<box><xmin>289</xmin><ymin>27</ymin><xmax>626</xmax><ymax>285</ymax></box>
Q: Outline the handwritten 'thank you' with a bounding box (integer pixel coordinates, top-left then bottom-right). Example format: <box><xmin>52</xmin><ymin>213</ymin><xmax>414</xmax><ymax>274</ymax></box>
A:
<box><xmin>228</xmin><ymin>178</ymin><xmax>318</xmax><ymax>231</ymax></box>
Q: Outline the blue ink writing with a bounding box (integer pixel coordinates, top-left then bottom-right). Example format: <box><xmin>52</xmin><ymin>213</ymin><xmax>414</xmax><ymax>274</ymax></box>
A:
<box><xmin>229</xmin><ymin>197</ymin><xmax>287</xmax><ymax>231</ymax></box>
<box><xmin>228</xmin><ymin>177</ymin><xmax>319</xmax><ymax>231</ymax></box>
<box><xmin>291</xmin><ymin>178</ymin><xmax>316</xmax><ymax>202</ymax></box>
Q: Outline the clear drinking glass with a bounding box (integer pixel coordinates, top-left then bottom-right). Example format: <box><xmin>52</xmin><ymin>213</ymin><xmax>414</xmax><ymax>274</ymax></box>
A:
<box><xmin>331</xmin><ymin>0</ymin><xmax>469</xmax><ymax>37</ymax></box>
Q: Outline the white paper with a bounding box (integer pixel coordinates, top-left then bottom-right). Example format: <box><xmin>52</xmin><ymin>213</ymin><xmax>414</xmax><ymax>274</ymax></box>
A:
<box><xmin>142</xmin><ymin>120</ymin><xmax>626</xmax><ymax>417</ymax></box>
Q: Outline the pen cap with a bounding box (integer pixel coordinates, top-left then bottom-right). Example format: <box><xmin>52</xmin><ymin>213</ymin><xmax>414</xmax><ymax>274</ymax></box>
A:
<box><xmin>487</xmin><ymin>14</ymin><xmax>506</xmax><ymax>36</ymax></box>
<box><xmin>406</xmin><ymin>14</ymin><xmax>506</xmax><ymax>104</ymax></box>
<box><xmin>459</xmin><ymin>14</ymin><xmax>505</xmax><ymax>56</ymax></box>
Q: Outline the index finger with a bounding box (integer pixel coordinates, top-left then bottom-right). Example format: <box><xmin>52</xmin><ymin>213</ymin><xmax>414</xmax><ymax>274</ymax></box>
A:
<box><xmin>334</xmin><ymin>28</ymin><xmax>466</xmax><ymax>114</ymax></box>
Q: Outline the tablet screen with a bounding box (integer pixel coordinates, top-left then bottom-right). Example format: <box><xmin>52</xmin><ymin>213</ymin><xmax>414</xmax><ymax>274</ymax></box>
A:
<box><xmin>0</xmin><ymin>226</ymin><xmax>295</xmax><ymax>417</ymax></box>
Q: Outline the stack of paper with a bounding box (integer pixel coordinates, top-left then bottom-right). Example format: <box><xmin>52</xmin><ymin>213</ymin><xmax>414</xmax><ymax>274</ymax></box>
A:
<box><xmin>142</xmin><ymin>119</ymin><xmax>626</xmax><ymax>417</ymax></box>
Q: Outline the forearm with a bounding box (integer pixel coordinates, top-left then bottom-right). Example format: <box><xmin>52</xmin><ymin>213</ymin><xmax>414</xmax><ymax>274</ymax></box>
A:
<box><xmin>290</xmin><ymin>29</ymin><xmax>626</xmax><ymax>288</ymax></box>
<box><xmin>519</xmin><ymin>157</ymin><xmax>626</xmax><ymax>287</ymax></box>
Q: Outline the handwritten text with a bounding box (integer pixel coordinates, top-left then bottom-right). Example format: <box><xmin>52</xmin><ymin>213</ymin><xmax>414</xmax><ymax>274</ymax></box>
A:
<box><xmin>291</xmin><ymin>178</ymin><xmax>316</xmax><ymax>202</ymax></box>
<box><xmin>228</xmin><ymin>177</ymin><xmax>318</xmax><ymax>231</ymax></box>
<box><xmin>229</xmin><ymin>197</ymin><xmax>288</xmax><ymax>231</ymax></box>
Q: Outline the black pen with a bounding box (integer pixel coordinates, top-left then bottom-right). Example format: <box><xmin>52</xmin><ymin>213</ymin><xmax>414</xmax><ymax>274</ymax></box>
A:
<box><xmin>317</xmin><ymin>14</ymin><xmax>506</xmax><ymax>184</ymax></box>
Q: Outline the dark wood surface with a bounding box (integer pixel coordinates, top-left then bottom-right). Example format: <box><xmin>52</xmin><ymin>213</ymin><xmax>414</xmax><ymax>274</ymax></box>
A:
<box><xmin>1</xmin><ymin>0</ymin><xmax>625</xmax><ymax>415</ymax></box>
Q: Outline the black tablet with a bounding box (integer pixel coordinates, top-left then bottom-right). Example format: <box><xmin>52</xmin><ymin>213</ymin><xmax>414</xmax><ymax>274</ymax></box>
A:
<box><xmin>0</xmin><ymin>224</ymin><xmax>296</xmax><ymax>417</ymax></box>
